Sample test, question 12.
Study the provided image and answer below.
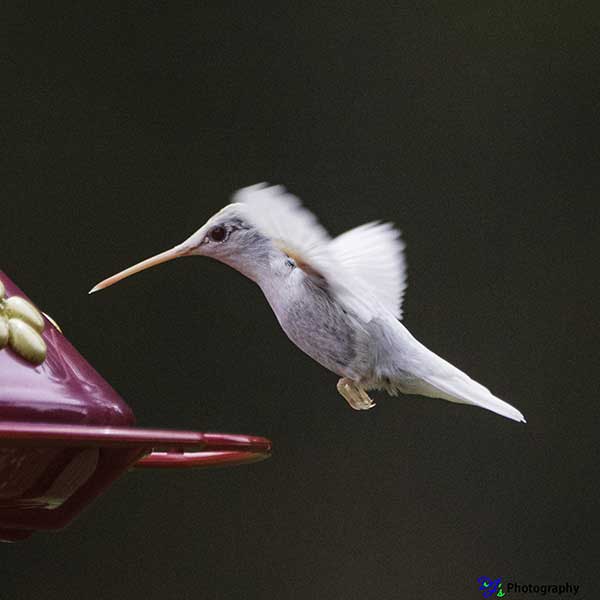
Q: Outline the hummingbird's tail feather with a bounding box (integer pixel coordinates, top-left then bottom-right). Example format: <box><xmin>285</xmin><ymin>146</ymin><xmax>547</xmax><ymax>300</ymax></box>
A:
<box><xmin>416</xmin><ymin>369</ymin><xmax>526</xmax><ymax>423</ymax></box>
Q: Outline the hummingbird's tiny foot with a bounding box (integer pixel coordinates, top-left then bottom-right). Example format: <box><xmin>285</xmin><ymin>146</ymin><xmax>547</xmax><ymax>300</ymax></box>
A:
<box><xmin>336</xmin><ymin>378</ymin><xmax>376</xmax><ymax>411</ymax></box>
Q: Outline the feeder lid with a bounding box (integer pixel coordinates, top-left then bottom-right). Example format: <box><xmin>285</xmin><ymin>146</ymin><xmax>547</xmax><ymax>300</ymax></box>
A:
<box><xmin>0</xmin><ymin>271</ymin><xmax>134</xmax><ymax>426</ymax></box>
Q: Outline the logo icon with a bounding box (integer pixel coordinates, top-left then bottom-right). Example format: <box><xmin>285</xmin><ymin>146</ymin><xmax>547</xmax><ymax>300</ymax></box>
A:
<box><xmin>477</xmin><ymin>577</ymin><xmax>505</xmax><ymax>598</ymax></box>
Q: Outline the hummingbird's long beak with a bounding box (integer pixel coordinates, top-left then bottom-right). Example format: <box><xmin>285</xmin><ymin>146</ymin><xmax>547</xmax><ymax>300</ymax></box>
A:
<box><xmin>89</xmin><ymin>243</ymin><xmax>191</xmax><ymax>294</ymax></box>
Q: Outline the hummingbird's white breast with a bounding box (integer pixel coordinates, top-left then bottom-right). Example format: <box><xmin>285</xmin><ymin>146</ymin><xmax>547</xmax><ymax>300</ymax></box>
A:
<box><xmin>259</xmin><ymin>262</ymin><xmax>373</xmax><ymax>380</ymax></box>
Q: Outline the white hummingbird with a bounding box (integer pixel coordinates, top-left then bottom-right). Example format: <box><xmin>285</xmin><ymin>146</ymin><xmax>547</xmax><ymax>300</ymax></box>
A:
<box><xmin>90</xmin><ymin>184</ymin><xmax>525</xmax><ymax>422</ymax></box>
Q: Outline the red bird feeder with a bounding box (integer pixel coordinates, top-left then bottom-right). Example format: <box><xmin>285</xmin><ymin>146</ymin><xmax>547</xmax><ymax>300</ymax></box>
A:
<box><xmin>0</xmin><ymin>272</ymin><xmax>272</xmax><ymax>542</ymax></box>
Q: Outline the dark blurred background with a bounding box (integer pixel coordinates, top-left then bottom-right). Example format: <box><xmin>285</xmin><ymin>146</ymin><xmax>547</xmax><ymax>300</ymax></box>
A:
<box><xmin>3</xmin><ymin>2</ymin><xmax>599</xmax><ymax>598</ymax></box>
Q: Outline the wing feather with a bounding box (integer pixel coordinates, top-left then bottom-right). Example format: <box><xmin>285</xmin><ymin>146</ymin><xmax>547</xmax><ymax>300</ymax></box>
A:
<box><xmin>234</xmin><ymin>184</ymin><xmax>407</xmax><ymax>321</ymax></box>
<box><xmin>232</xmin><ymin>184</ymin><xmax>330</xmax><ymax>257</ymax></box>
<box><xmin>328</xmin><ymin>222</ymin><xmax>407</xmax><ymax>319</ymax></box>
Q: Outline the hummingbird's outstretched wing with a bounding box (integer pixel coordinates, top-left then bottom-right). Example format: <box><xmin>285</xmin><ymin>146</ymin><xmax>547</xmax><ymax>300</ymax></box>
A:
<box><xmin>328</xmin><ymin>222</ymin><xmax>407</xmax><ymax>319</ymax></box>
<box><xmin>234</xmin><ymin>184</ymin><xmax>403</xmax><ymax>322</ymax></box>
<box><xmin>233</xmin><ymin>183</ymin><xmax>331</xmax><ymax>257</ymax></box>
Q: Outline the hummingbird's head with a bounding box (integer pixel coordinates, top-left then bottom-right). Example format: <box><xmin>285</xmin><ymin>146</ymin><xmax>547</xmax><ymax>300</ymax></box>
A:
<box><xmin>89</xmin><ymin>200</ymin><xmax>274</xmax><ymax>293</ymax></box>
<box><xmin>180</xmin><ymin>203</ymin><xmax>273</xmax><ymax>273</ymax></box>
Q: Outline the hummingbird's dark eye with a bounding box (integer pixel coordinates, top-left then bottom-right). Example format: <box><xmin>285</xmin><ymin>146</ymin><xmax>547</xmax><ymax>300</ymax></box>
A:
<box><xmin>209</xmin><ymin>226</ymin><xmax>227</xmax><ymax>242</ymax></box>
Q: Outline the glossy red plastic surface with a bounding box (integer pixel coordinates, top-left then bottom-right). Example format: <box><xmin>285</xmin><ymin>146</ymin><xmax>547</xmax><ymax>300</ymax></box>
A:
<box><xmin>0</xmin><ymin>273</ymin><xmax>272</xmax><ymax>542</ymax></box>
<box><xmin>0</xmin><ymin>424</ymin><xmax>271</xmax><ymax>541</ymax></box>
<box><xmin>0</xmin><ymin>272</ymin><xmax>135</xmax><ymax>427</ymax></box>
